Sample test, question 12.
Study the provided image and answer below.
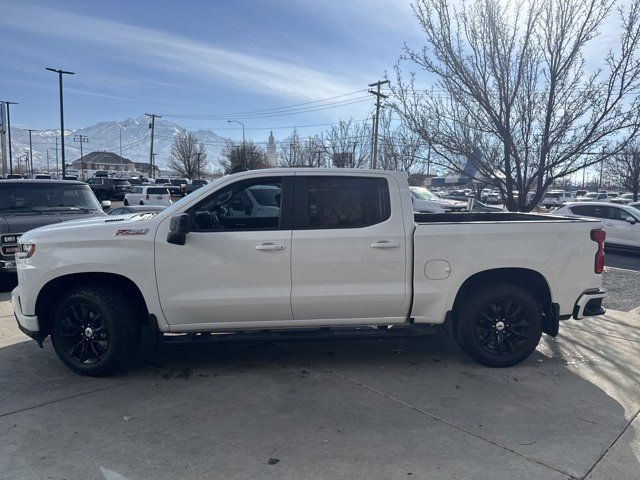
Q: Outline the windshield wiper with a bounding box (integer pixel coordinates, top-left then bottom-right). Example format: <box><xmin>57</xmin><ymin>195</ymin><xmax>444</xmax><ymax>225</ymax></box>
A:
<box><xmin>41</xmin><ymin>206</ymin><xmax>96</xmax><ymax>213</ymax></box>
<box><xmin>0</xmin><ymin>206</ymin><xmax>44</xmax><ymax>214</ymax></box>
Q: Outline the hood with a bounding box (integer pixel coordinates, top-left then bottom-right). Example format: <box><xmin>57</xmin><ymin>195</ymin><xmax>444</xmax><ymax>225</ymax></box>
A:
<box><xmin>19</xmin><ymin>214</ymin><xmax>149</xmax><ymax>242</ymax></box>
<box><xmin>0</xmin><ymin>212</ymin><xmax>105</xmax><ymax>235</ymax></box>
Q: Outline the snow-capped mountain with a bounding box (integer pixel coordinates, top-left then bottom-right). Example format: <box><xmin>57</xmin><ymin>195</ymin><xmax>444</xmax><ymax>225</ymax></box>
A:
<box><xmin>5</xmin><ymin>116</ymin><xmax>231</xmax><ymax>172</ymax></box>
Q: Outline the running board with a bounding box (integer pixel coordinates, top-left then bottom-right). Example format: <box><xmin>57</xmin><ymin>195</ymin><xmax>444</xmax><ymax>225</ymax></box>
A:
<box><xmin>160</xmin><ymin>324</ymin><xmax>444</xmax><ymax>346</ymax></box>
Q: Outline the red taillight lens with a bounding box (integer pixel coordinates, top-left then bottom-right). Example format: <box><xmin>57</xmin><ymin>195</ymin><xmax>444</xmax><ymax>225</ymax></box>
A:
<box><xmin>590</xmin><ymin>229</ymin><xmax>606</xmax><ymax>274</ymax></box>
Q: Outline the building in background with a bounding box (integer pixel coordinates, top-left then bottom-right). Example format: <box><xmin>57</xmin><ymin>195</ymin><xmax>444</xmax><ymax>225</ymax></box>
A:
<box><xmin>72</xmin><ymin>151</ymin><xmax>135</xmax><ymax>172</ymax></box>
<box><xmin>266</xmin><ymin>131</ymin><xmax>278</xmax><ymax>167</ymax></box>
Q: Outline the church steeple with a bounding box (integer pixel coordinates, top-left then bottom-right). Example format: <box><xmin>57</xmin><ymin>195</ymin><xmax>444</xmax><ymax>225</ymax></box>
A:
<box><xmin>266</xmin><ymin>130</ymin><xmax>278</xmax><ymax>167</ymax></box>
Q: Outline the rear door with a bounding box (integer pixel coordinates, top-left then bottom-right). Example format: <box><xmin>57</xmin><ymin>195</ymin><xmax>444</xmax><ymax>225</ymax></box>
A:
<box><xmin>604</xmin><ymin>206</ymin><xmax>640</xmax><ymax>247</ymax></box>
<box><xmin>289</xmin><ymin>174</ymin><xmax>409</xmax><ymax>323</ymax></box>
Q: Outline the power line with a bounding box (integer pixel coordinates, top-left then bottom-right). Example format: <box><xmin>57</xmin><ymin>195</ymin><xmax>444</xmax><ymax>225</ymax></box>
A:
<box><xmin>160</xmin><ymin>89</ymin><xmax>369</xmax><ymax>118</ymax></box>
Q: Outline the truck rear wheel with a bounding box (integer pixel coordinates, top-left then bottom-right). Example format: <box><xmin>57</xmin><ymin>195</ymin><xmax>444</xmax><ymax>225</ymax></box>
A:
<box><xmin>50</xmin><ymin>286</ymin><xmax>140</xmax><ymax>376</ymax></box>
<box><xmin>454</xmin><ymin>283</ymin><xmax>543</xmax><ymax>367</ymax></box>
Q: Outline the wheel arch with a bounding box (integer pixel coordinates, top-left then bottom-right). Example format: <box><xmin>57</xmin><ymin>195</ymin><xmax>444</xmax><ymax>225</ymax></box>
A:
<box><xmin>35</xmin><ymin>272</ymin><xmax>149</xmax><ymax>337</ymax></box>
<box><xmin>450</xmin><ymin>267</ymin><xmax>558</xmax><ymax>336</ymax></box>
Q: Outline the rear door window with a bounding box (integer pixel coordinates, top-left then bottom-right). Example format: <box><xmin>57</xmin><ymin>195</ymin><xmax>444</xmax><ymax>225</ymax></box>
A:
<box><xmin>148</xmin><ymin>187</ymin><xmax>169</xmax><ymax>195</ymax></box>
<box><xmin>295</xmin><ymin>176</ymin><xmax>390</xmax><ymax>229</ymax></box>
<box><xmin>570</xmin><ymin>205</ymin><xmax>607</xmax><ymax>218</ymax></box>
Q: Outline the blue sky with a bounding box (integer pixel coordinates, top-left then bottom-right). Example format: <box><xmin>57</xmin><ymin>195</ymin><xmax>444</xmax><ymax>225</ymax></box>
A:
<box><xmin>0</xmin><ymin>0</ymin><xmax>422</xmax><ymax>140</ymax></box>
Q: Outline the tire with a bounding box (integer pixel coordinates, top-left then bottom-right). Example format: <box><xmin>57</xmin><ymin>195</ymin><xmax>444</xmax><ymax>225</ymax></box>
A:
<box><xmin>139</xmin><ymin>201</ymin><xmax>144</xmax><ymax>205</ymax></box>
<box><xmin>123</xmin><ymin>199</ymin><xmax>129</xmax><ymax>206</ymax></box>
<box><xmin>50</xmin><ymin>286</ymin><xmax>140</xmax><ymax>376</ymax></box>
<box><xmin>454</xmin><ymin>283</ymin><xmax>543</xmax><ymax>368</ymax></box>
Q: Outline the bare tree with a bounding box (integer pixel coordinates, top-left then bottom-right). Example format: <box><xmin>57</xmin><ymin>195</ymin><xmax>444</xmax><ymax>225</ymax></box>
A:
<box><xmin>322</xmin><ymin>120</ymin><xmax>372</xmax><ymax>168</ymax></box>
<box><xmin>392</xmin><ymin>0</ymin><xmax>640</xmax><ymax>211</ymax></box>
<box><xmin>378</xmin><ymin>110</ymin><xmax>429</xmax><ymax>173</ymax></box>
<box><xmin>605</xmin><ymin>143</ymin><xmax>640</xmax><ymax>201</ymax></box>
<box><xmin>168</xmin><ymin>132</ymin><xmax>208</xmax><ymax>179</ymax></box>
<box><xmin>279</xmin><ymin>129</ymin><xmax>324</xmax><ymax>167</ymax></box>
<box><xmin>219</xmin><ymin>141</ymin><xmax>269</xmax><ymax>174</ymax></box>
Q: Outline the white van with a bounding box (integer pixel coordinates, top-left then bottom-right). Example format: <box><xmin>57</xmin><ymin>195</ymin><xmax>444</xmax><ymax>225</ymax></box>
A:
<box><xmin>124</xmin><ymin>186</ymin><xmax>172</xmax><ymax>206</ymax></box>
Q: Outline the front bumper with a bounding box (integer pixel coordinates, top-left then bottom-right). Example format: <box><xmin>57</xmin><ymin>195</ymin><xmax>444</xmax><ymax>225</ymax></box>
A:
<box><xmin>12</xmin><ymin>287</ymin><xmax>42</xmax><ymax>341</ymax></box>
<box><xmin>573</xmin><ymin>288</ymin><xmax>607</xmax><ymax>319</ymax></box>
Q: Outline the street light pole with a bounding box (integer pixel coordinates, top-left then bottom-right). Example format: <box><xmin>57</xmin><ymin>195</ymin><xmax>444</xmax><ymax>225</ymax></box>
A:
<box><xmin>227</xmin><ymin>120</ymin><xmax>245</xmax><ymax>169</ymax></box>
<box><xmin>46</xmin><ymin>68</ymin><xmax>75</xmax><ymax>179</ymax></box>
<box><xmin>54</xmin><ymin>137</ymin><xmax>59</xmax><ymax>178</ymax></box>
<box><xmin>1</xmin><ymin>101</ymin><xmax>18</xmax><ymax>175</ymax></box>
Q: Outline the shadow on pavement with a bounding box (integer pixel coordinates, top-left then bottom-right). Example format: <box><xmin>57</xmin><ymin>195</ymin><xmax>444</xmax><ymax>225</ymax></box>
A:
<box><xmin>0</xmin><ymin>327</ymin><xmax>638</xmax><ymax>480</ymax></box>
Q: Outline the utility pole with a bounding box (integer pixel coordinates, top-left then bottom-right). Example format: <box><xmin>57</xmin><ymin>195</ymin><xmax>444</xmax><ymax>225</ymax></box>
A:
<box><xmin>368</xmin><ymin>79</ymin><xmax>390</xmax><ymax>170</ymax></box>
<box><xmin>28</xmin><ymin>129</ymin><xmax>36</xmax><ymax>176</ymax></box>
<box><xmin>46</xmin><ymin>149</ymin><xmax>50</xmax><ymax>173</ymax></box>
<box><xmin>46</xmin><ymin>68</ymin><xmax>75</xmax><ymax>179</ymax></box>
<box><xmin>54</xmin><ymin>137</ymin><xmax>59</xmax><ymax>177</ymax></box>
<box><xmin>146</xmin><ymin>113</ymin><xmax>161</xmax><ymax>178</ymax></box>
<box><xmin>1</xmin><ymin>101</ymin><xmax>18</xmax><ymax>175</ymax></box>
<box><xmin>151</xmin><ymin>153</ymin><xmax>158</xmax><ymax>178</ymax></box>
<box><xmin>74</xmin><ymin>134</ymin><xmax>89</xmax><ymax>179</ymax></box>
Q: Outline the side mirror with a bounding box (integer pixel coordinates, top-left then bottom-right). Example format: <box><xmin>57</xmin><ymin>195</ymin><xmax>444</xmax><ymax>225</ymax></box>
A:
<box><xmin>625</xmin><ymin>216</ymin><xmax>637</xmax><ymax>225</ymax></box>
<box><xmin>101</xmin><ymin>200</ymin><xmax>111</xmax><ymax>210</ymax></box>
<box><xmin>167</xmin><ymin>213</ymin><xmax>190</xmax><ymax>245</ymax></box>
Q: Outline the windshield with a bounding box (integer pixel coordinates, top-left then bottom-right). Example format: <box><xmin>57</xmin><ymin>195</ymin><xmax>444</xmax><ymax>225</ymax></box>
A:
<box><xmin>545</xmin><ymin>193</ymin><xmax>561</xmax><ymax>199</ymax></box>
<box><xmin>410</xmin><ymin>187</ymin><xmax>439</xmax><ymax>201</ymax></box>
<box><xmin>0</xmin><ymin>184</ymin><xmax>102</xmax><ymax>214</ymax></box>
<box><xmin>585</xmin><ymin>193</ymin><xmax>599</xmax><ymax>198</ymax></box>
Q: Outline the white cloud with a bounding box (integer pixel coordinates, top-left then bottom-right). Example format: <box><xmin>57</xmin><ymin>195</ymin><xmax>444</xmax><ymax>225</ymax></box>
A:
<box><xmin>0</xmin><ymin>3</ymin><xmax>362</xmax><ymax>100</ymax></box>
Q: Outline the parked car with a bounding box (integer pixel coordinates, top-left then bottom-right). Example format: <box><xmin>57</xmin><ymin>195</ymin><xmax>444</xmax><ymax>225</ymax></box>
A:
<box><xmin>184</xmin><ymin>179</ymin><xmax>208</xmax><ymax>195</ymax></box>
<box><xmin>0</xmin><ymin>180</ymin><xmax>107</xmax><ymax>288</ymax></box>
<box><xmin>610</xmin><ymin>193</ymin><xmax>637</xmax><ymax>205</ymax></box>
<box><xmin>33</xmin><ymin>174</ymin><xmax>53</xmax><ymax>180</ymax></box>
<box><xmin>63</xmin><ymin>175</ymin><xmax>79</xmax><ymax>181</ymax></box>
<box><xmin>446</xmin><ymin>189</ymin><xmax>474</xmax><ymax>201</ymax></box>
<box><xmin>13</xmin><ymin>168</ymin><xmax>605</xmax><ymax>376</ymax></box>
<box><xmin>554</xmin><ymin>202</ymin><xmax>639</xmax><ymax>251</ymax></box>
<box><xmin>483</xmin><ymin>191</ymin><xmax>501</xmax><ymax>204</ymax></box>
<box><xmin>410</xmin><ymin>186</ymin><xmax>467</xmax><ymax>213</ymax></box>
<box><xmin>5</xmin><ymin>174</ymin><xmax>24</xmax><ymax>179</ymax></box>
<box><xmin>574</xmin><ymin>190</ymin><xmax>588</xmax><ymax>198</ymax></box>
<box><xmin>468</xmin><ymin>199</ymin><xmax>505</xmax><ymax>212</ymax></box>
<box><xmin>542</xmin><ymin>190</ymin><xmax>572</xmax><ymax>208</ymax></box>
<box><xmin>154</xmin><ymin>178</ymin><xmax>182</xmax><ymax>197</ymax></box>
<box><xmin>575</xmin><ymin>192</ymin><xmax>609</xmax><ymax>202</ymax></box>
<box><xmin>170</xmin><ymin>178</ymin><xmax>190</xmax><ymax>196</ymax></box>
<box><xmin>86</xmin><ymin>177</ymin><xmax>132</xmax><ymax>200</ymax></box>
<box><xmin>108</xmin><ymin>205</ymin><xmax>166</xmax><ymax>216</ymax></box>
<box><xmin>124</xmin><ymin>186</ymin><xmax>172</xmax><ymax>206</ymax></box>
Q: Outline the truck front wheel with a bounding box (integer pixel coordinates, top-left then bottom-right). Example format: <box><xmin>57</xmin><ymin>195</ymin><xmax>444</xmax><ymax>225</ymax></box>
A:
<box><xmin>454</xmin><ymin>283</ymin><xmax>543</xmax><ymax>367</ymax></box>
<box><xmin>50</xmin><ymin>286</ymin><xmax>140</xmax><ymax>376</ymax></box>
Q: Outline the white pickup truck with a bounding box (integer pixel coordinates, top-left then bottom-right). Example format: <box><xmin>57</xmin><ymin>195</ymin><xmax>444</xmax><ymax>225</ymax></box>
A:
<box><xmin>12</xmin><ymin>169</ymin><xmax>607</xmax><ymax>376</ymax></box>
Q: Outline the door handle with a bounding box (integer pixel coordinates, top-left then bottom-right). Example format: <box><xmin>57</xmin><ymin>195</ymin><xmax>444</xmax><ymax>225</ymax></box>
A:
<box><xmin>370</xmin><ymin>241</ymin><xmax>400</xmax><ymax>249</ymax></box>
<box><xmin>255</xmin><ymin>243</ymin><xmax>286</xmax><ymax>251</ymax></box>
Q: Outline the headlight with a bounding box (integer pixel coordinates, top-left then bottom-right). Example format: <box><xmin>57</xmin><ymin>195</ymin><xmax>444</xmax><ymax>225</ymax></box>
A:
<box><xmin>17</xmin><ymin>243</ymin><xmax>36</xmax><ymax>259</ymax></box>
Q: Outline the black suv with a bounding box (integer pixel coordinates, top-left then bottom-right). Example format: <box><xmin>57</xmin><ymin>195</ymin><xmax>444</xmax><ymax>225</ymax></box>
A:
<box><xmin>0</xmin><ymin>180</ymin><xmax>107</xmax><ymax>289</ymax></box>
<box><xmin>86</xmin><ymin>177</ymin><xmax>131</xmax><ymax>200</ymax></box>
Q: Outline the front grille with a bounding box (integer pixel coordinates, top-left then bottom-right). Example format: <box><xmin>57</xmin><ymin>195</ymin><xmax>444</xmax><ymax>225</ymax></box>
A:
<box><xmin>0</xmin><ymin>233</ymin><xmax>22</xmax><ymax>260</ymax></box>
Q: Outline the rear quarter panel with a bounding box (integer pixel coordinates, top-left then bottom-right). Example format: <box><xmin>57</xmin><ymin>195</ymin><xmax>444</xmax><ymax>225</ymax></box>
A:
<box><xmin>411</xmin><ymin>218</ymin><xmax>603</xmax><ymax>323</ymax></box>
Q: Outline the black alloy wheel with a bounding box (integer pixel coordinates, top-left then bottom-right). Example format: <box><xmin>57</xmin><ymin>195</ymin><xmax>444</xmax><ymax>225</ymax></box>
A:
<box><xmin>57</xmin><ymin>303</ymin><xmax>109</xmax><ymax>364</ymax></box>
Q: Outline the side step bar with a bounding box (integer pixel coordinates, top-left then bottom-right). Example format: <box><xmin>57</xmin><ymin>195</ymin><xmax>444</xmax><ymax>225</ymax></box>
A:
<box><xmin>159</xmin><ymin>324</ymin><xmax>444</xmax><ymax>346</ymax></box>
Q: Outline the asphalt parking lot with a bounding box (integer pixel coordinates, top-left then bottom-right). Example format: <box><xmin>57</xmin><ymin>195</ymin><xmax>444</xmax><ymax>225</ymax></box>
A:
<box><xmin>1</xmin><ymin>258</ymin><xmax>639</xmax><ymax>479</ymax></box>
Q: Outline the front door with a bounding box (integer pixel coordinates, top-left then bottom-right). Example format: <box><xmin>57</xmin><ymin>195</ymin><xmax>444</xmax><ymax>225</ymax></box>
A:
<box><xmin>290</xmin><ymin>174</ymin><xmax>409</xmax><ymax>323</ymax></box>
<box><xmin>155</xmin><ymin>175</ymin><xmax>293</xmax><ymax>328</ymax></box>
<box><xmin>605</xmin><ymin>206</ymin><xmax>640</xmax><ymax>247</ymax></box>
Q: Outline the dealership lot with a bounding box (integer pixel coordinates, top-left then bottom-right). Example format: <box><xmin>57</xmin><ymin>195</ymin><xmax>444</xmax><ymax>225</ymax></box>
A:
<box><xmin>1</xmin><ymin>263</ymin><xmax>639</xmax><ymax>480</ymax></box>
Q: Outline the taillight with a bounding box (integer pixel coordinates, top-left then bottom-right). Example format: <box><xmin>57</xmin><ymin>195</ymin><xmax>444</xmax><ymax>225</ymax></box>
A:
<box><xmin>146</xmin><ymin>194</ymin><xmax>150</xmax><ymax>200</ymax></box>
<box><xmin>590</xmin><ymin>229</ymin><xmax>606</xmax><ymax>274</ymax></box>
